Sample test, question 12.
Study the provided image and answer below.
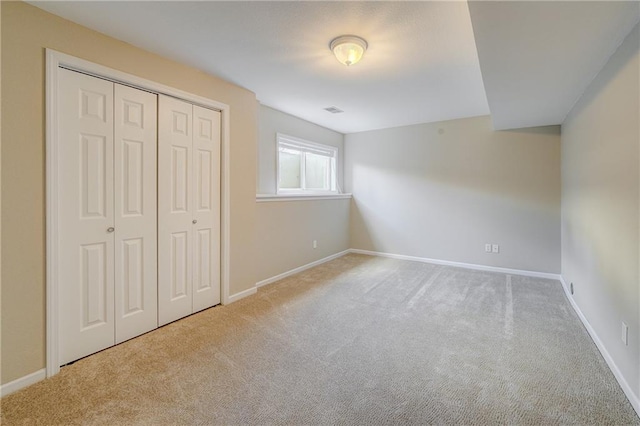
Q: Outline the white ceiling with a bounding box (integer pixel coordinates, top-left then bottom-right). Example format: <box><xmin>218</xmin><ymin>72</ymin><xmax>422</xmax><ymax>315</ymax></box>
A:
<box><xmin>29</xmin><ymin>1</ymin><xmax>640</xmax><ymax>133</ymax></box>
<box><xmin>468</xmin><ymin>1</ymin><xmax>640</xmax><ymax>130</ymax></box>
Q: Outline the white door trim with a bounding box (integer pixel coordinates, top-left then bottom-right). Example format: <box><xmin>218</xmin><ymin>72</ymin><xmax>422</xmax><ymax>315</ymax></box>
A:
<box><xmin>45</xmin><ymin>49</ymin><xmax>232</xmax><ymax>378</ymax></box>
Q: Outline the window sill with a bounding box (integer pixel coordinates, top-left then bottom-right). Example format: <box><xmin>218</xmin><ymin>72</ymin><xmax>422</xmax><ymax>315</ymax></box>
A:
<box><xmin>256</xmin><ymin>193</ymin><xmax>352</xmax><ymax>203</ymax></box>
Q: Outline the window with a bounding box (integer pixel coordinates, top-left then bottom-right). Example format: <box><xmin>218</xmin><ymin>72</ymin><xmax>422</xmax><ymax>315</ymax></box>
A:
<box><xmin>277</xmin><ymin>134</ymin><xmax>338</xmax><ymax>194</ymax></box>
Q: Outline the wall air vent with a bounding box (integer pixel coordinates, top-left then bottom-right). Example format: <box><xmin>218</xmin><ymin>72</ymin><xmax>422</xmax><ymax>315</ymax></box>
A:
<box><xmin>324</xmin><ymin>106</ymin><xmax>344</xmax><ymax>114</ymax></box>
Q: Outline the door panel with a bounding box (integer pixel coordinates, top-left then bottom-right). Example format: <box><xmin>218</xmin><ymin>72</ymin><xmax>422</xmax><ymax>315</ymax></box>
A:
<box><xmin>195</xmin><ymin>229</ymin><xmax>212</xmax><ymax>292</ymax></box>
<box><xmin>80</xmin><ymin>242</ymin><xmax>109</xmax><ymax>328</ymax></box>
<box><xmin>158</xmin><ymin>95</ymin><xmax>193</xmax><ymax>325</ymax></box>
<box><xmin>170</xmin><ymin>231</ymin><xmax>189</xmax><ymax>299</ymax></box>
<box><xmin>80</xmin><ymin>134</ymin><xmax>108</xmax><ymax>218</ymax></box>
<box><xmin>192</xmin><ymin>105</ymin><xmax>221</xmax><ymax>311</ymax></box>
<box><xmin>171</xmin><ymin>146</ymin><xmax>189</xmax><ymax>213</ymax></box>
<box><xmin>121</xmin><ymin>139</ymin><xmax>143</xmax><ymax>216</ymax></box>
<box><xmin>196</xmin><ymin>150</ymin><xmax>212</xmax><ymax>211</ymax></box>
<box><xmin>114</xmin><ymin>84</ymin><xmax>158</xmax><ymax>343</ymax></box>
<box><xmin>59</xmin><ymin>68</ymin><xmax>115</xmax><ymax>365</ymax></box>
<box><xmin>121</xmin><ymin>238</ymin><xmax>144</xmax><ymax>315</ymax></box>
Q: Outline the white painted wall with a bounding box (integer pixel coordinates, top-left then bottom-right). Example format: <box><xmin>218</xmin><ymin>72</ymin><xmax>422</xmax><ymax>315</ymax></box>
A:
<box><xmin>257</xmin><ymin>104</ymin><xmax>344</xmax><ymax>194</ymax></box>
<box><xmin>255</xmin><ymin>105</ymin><xmax>349</xmax><ymax>283</ymax></box>
<box><xmin>561</xmin><ymin>23</ymin><xmax>639</xmax><ymax>407</ymax></box>
<box><xmin>345</xmin><ymin>116</ymin><xmax>561</xmax><ymax>273</ymax></box>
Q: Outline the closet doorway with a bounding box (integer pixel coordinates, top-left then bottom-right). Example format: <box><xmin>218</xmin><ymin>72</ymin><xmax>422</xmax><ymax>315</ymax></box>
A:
<box><xmin>46</xmin><ymin>50</ymin><xmax>231</xmax><ymax>377</ymax></box>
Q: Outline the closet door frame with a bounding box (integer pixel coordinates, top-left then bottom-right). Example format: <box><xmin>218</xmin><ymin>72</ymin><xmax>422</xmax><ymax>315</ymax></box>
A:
<box><xmin>45</xmin><ymin>49</ymin><xmax>231</xmax><ymax>378</ymax></box>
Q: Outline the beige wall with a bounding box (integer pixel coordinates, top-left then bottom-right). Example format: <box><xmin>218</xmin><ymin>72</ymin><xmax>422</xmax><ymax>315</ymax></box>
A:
<box><xmin>257</xmin><ymin>104</ymin><xmax>344</xmax><ymax>194</ymax></box>
<box><xmin>561</xmin><ymin>23</ymin><xmax>639</xmax><ymax>402</ymax></box>
<box><xmin>255</xmin><ymin>105</ymin><xmax>349</xmax><ymax>283</ymax></box>
<box><xmin>1</xmin><ymin>2</ymin><xmax>257</xmax><ymax>384</ymax></box>
<box><xmin>255</xmin><ymin>200</ymin><xmax>350</xmax><ymax>283</ymax></box>
<box><xmin>345</xmin><ymin>116</ymin><xmax>561</xmax><ymax>273</ymax></box>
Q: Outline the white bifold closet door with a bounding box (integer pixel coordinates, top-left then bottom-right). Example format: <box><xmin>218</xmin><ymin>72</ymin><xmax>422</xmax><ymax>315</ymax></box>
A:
<box><xmin>158</xmin><ymin>95</ymin><xmax>221</xmax><ymax>326</ymax></box>
<box><xmin>58</xmin><ymin>68</ymin><xmax>158</xmax><ymax>365</ymax></box>
<box><xmin>113</xmin><ymin>84</ymin><xmax>158</xmax><ymax>344</ymax></box>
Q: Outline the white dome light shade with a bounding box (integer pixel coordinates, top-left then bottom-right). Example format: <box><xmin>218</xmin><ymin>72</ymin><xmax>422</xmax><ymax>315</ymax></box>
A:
<box><xmin>330</xmin><ymin>35</ymin><xmax>368</xmax><ymax>67</ymax></box>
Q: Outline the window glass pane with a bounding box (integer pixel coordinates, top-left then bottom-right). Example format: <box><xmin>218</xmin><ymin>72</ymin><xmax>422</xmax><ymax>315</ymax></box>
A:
<box><xmin>279</xmin><ymin>149</ymin><xmax>301</xmax><ymax>189</ymax></box>
<box><xmin>277</xmin><ymin>134</ymin><xmax>338</xmax><ymax>193</ymax></box>
<box><xmin>305</xmin><ymin>152</ymin><xmax>330</xmax><ymax>190</ymax></box>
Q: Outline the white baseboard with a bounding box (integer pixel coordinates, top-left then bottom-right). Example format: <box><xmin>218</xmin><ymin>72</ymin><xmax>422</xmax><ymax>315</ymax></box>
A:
<box><xmin>1</xmin><ymin>368</ymin><xmax>46</xmax><ymax>397</ymax></box>
<box><xmin>558</xmin><ymin>276</ymin><xmax>640</xmax><ymax>416</ymax></box>
<box><xmin>256</xmin><ymin>250</ymin><xmax>351</xmax><ymax>288</ymax></box>
<box><xmin>226</xmin><ymin>287</ymin><xmax>257</xmax><ymax>304</ymax></box>
<box><xmin>349</xmin><ymin>249</ymin><xmax>561</xmax><ymax>280</ymax></box>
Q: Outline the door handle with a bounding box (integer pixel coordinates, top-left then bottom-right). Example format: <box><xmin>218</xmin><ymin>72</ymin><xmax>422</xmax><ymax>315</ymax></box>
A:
<box><xmin>192</xmin><ymin>220</ymin><xmax>198</xmax><ymax>224</ymax></box>
<box><xmin>107</xmin><ymin>227</ymin><xmax>115</xmax><ymax>233</ymax></box>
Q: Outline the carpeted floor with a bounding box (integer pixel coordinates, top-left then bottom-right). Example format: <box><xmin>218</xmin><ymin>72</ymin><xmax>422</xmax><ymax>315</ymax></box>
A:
<box><xmin>1</xmin><ymin>253</ymin><xmax>638</xmax><ymax>425</ymax></box>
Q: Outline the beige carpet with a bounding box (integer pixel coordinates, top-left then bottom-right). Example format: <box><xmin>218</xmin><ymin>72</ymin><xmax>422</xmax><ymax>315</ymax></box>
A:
<box><xmin>1</xmin><ymin>253</ymin><xmax>638</xmax><ymax>425</ymax></box>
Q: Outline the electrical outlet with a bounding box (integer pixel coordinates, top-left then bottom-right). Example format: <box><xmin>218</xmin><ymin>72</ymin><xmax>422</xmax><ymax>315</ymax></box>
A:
<box><xmin>622</xmin><ymin>322</ymin><xmax>628</xmax><ymax>346</ymax></box>
<box><xmin>313</xmin><ymin>240</ymin><xmax>317</xmax><ymax>249</ymax></box>
<box><xmin>485</xmin><ymin>244</ymin><xmax>492</xmax><ymax>253</ymax></box>
<box><xmin>570</xmin><ymin>282</ymin><xmax>574</xmax><ymax>295</ymax></box>
<box><xmin>492</xmin><ymin>244</ymin><xmax>499</xmax><ymax>253</ymax></box>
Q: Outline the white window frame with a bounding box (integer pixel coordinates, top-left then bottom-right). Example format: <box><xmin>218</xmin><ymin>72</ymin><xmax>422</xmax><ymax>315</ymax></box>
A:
<box><xmin>276</xmin><ymin>133</ymin><xmax>339</xmax><ymax>195</ymax></box>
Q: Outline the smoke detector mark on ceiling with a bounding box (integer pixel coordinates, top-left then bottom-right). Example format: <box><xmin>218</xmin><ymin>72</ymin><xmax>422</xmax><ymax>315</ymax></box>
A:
<box><xmin>324</xmin><ymin>106</ymin><xmax>344</xmax><ymax>114</ymax></box>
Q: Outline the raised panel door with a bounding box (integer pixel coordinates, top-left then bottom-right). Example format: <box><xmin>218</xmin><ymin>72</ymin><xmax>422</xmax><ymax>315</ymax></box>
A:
<box><xmin>192</xmin><ymin>105</ymin><xmax>221</xmax><ymax>311</ymax></box>
<box><xmin>114</xmin><ymin>84</ymin><xmax>158</xmax><ymax>343</ymax></box>
<box><xmin>158</xmin><ymin>95</ymin><xmax>194</xmax><ymax>325</ymax></box>
<box><xmin>58</xmin><ymin>68</ymin><xmax>115</xmax><ymax>364</ymax></box>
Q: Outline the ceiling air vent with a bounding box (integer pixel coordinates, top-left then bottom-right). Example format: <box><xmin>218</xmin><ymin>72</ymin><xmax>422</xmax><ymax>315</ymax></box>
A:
<box><xmin>324</xmin><ymin>106</ymin><xmax>344</xmax><ymax>114</ymax></box>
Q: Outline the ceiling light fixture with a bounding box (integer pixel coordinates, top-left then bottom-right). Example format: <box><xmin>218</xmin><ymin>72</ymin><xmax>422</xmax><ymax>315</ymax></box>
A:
<box><xmin>330</xmin><ymin>35</ymin><xmax>368</xmax><ymax>67</ymax></box>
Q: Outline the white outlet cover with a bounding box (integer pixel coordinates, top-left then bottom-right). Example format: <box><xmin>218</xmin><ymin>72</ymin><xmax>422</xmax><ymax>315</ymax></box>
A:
<box><xmin>485</xmin><ymin>244</ymin><xmax>492</xmax><ymax>252</ymax></box>
<box><xmin>492</xmin><ymin>244</ymin><xmax>499</xmax><ymax>253</ymax></box>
